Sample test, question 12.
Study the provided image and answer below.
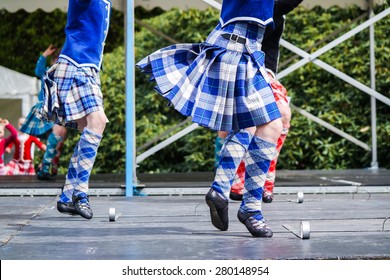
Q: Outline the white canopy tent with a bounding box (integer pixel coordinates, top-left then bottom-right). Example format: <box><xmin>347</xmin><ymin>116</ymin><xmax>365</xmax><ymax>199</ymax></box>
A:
<box><xmin>0</xmin><ymin>65</ymin><xmax>39</xmax><ymax>117</ymax></box>
<box><xmin>0</xmin><ymin>0</ymin><xmax>388</xmax><ymax>196</ymax></box>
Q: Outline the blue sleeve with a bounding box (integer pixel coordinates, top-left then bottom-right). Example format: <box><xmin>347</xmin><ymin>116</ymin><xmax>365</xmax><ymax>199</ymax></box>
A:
<box><xmin>35</xmin><ymin>55</ymin><xmax>47</xmax><ymax>78</ymax></box>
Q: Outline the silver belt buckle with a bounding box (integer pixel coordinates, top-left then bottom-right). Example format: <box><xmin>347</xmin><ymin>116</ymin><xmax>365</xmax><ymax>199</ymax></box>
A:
<box><xmin>230</xmin><ymin>33</ymin><xmax>239</xmax><ymax>42</ymax></box>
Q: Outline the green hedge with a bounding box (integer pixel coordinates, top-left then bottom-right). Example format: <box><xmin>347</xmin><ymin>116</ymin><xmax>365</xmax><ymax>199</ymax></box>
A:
<box><xmin>0</xmin><ymin>4</ymin><xmax>389</xmax><ymax>174</ymax></box>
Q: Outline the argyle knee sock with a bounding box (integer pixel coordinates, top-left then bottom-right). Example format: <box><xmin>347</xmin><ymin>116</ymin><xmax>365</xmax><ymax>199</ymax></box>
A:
<box><xmin>73</xmin><ymin>128</ymin><xmax>102</xmax><ymax>200</ymax></box>
<box><xmin>214</xmin><ymin>136</ymin><xmax>225</xmax><ymax>169</ymax></box>
<box><xmin>212</xmin><ymin>130</ymin><xmax>253</xmax><ymax>199</ymax></box>
<box><xmin>59</xmin><ymin>143</ymin><xmax>79</xmax><ymax>203</ymax></box>
<box><xmin>41</xmin><ymin>133</ymin><xmax>62</xmax><ymax>173</ymax></box>
<box><xmin>264</xmin><ymin>128</ymin><xmax>288</xmax><ymax>193</ymax></box>
<box><xmin>240</xmin><ymin>135</ymin><xmax>276</xmax><ymax>218</ymax></box>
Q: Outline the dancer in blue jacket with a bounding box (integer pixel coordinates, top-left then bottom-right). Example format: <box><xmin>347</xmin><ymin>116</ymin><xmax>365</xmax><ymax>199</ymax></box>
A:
<box><xmin>39</xmin><ymin>0</ymin><xmax>111</xmax><ymax>219</ymax></box>
<box><xmin>138</xmin><ymin>0</ymin><xmax>283</xmax><ymax>237</ymax></box>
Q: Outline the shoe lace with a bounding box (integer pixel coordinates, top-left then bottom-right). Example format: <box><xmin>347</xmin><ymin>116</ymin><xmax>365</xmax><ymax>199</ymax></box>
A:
<box><xmin>74</xmin><ymin>195</ymin><xmax>90</xmax><ymax>210</ymax></box>
<box><xmin>249</xmin><ymin>218</ymin><xmax>269</xmax><ymax>229</ymax></box>
<box><xmin>78</xmin><ymin>202</ymin><xmax>91</xmax><ymax>210</ymax></box>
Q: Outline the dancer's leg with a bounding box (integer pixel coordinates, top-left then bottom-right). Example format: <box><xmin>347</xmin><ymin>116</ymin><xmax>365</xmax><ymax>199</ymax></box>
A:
<box><xmin>206</xmin><ymin>130</ymin><xmax>253</xmax><ymax>231</ymax></box>
<box><xmin>238</xmin><ymin>119</ymin><xmax>282</xmax><ymax>237</ymax></box>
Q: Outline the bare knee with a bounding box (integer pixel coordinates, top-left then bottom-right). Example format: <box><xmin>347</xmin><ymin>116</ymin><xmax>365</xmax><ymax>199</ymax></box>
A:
<box><xmin>217</xmin><ymin>131</ymin><xmax>229</xmax><ymax>139</ymax></box>
<box><xmin>86</xmin><ymin>110</ymin><xmax>107</xmax><ymax>135</ymax></box>
<box><xmin>255</xmin><ymin>118</ymin><xmax>283</xmax><ymax>144</ymax></box>
<box><xmin>52</xmin><ymin>125</ymin><xmax>67</xmax><ymax>139</ymax></box>
<box><xmin>277</xmin><ymin>102</ymin><xmax>291</xmax><ymax>129</ymax></box>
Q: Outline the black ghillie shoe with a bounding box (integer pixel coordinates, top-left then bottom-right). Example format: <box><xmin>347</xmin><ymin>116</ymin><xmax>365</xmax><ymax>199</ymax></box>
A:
<box><xmin>229</xmin><ymin>191</ymin><xmax>243</xmax><ymax>201</ymax></box>
<box><xmin>72</xmin><ymin>194</ymin><xmax>93</xmax><ymax>220</ymax></box>
<box><xmin>237</xmin><ymin>210</ymin><xmax>252</xmax><ymax>224</ymax></box>
<box><xmin>237</xmin><ymin>210</ymin><xmax>273</xmax><ymax>238</ymax></box>
<box><xmin>37</xmin><ymin>170</ymin><xmax>55</xmax><ymax>181</ymax></box>
<box><xmin>205</xmin><ymin>188</ymin><xmax>229</xmax><ymax>231</ymax></box>
<box><xmin>262</xmin><ymin>192</ymin><xmax>274</xmax><ymax>203</ymax></box>
<box><xmin>57</xmin><ymin>201</ymin><xmax>78</xmax><ymax>215</ymax></box>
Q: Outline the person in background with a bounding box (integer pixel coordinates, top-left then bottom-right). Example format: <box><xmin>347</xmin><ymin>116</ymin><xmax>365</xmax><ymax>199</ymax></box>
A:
<box><xmin>21</xmin><ymin>44</ymin><xmax>68</xmax><ymax>180</ymax></box>
<box><xmin>5</xmin><ymin>117</ymin><xmax>46</xmax><ymax>175</ymax></box>
<box><xmin>0</xmin><ymin>118</ymin><xmax>18</xmax><ymax>175</ymax></box>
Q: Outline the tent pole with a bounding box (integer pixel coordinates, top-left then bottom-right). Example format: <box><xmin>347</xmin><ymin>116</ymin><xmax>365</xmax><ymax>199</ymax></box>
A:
<box><xmin>125</xmin><ymin>0</ymin><xmax>137</xmax><ymax>195</ymax></box>
<box><xmin>369</xmin><ymin>0</ymin><xmax>378</xmax><ymax>169</ymax></box>
<box><xmin>368</xmin><ymin>0</ymin><xmax>378</xmax><ymax>169</ymax></box>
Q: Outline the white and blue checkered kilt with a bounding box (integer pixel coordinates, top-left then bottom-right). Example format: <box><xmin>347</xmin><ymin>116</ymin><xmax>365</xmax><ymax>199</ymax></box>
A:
<box><xmin>38</xmin><ymin>58</ymin><xmax>104</xmax><ymax>130</ymax></box>
<box><xmin>21</xmin><ymin>101</ymin><xmax>54</xmax><ymax>136</ymax></box>
<box><xmin>137</xmin><ymin>22</ymin><xmax>281</xmax><ymax>132</ymax></box>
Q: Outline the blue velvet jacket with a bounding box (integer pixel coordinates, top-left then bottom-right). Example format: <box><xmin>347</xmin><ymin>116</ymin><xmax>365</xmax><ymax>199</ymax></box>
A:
<box><xmin>219</xmin><ymin>0</ymin><xmax>274</xmax><ymax>27</ymax></box>
<box><xmin>60</xmin><ymin>0</ymin><xmax>111</xmax><ymax>70</ymax></box>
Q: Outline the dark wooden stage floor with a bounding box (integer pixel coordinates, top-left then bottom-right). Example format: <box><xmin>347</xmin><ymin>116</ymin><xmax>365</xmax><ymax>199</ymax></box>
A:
<box><xmin>0</xmin><ymin>169</ymin><xmax>389</xmax><ymax>260</ymax></box>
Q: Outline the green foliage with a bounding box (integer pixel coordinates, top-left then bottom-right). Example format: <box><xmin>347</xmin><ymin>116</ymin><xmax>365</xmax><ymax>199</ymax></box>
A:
<box><xmin>0</xmin><ymin>8</ymin><xmax>124</xmax><ymax>75</ymax></box>
<box><xmin>277</xmin><ymin>4</ymin><xmax>390</xmax><ymax>169</ymax></box>
<box><xmin>1</xmin><ymin>4</ymin><xmax>389</xmax><ymax>174</ymax></box>
<box><xmin>134</xmin><ymin>6</ymin><xmax>165</xmax><ymax>20</ymax></box>
<box><xmin>0</xmin><ymin>9</ymin><xmax>66</xmax><ymax>75</ymax></box>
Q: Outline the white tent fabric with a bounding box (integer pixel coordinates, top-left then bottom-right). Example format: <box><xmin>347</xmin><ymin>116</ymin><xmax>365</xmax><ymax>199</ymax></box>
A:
<box><xmin>0</xmin><ymin>65</ymin><xmax>39</xmax><ymax>117</ymax></box>
<box><xmin>0</xmin><ymin>0</ymin><xmax>386</xmax><ymax>12</ymax></box>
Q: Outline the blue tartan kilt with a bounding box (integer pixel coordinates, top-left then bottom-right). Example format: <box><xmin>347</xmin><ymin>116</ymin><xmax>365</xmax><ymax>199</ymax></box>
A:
<box><xmin>39</xmin><ymin>58</ymin><xmax>105</xmax><ymax>130</ymax></box>
<box><xmin>20</xmin><ymin>101</ymin><xmax>53</xmax><ymax>136</ymax></box>
<box><xmin>137</xmin><ymin>22</ymin><xmax>281</xmax><ymax>132</ymax></box>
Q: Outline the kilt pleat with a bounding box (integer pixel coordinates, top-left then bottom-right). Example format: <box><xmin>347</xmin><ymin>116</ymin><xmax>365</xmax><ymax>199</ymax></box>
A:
<box><xmin>39</xmin><ymin>59</ymin><xmax>105</xmax><ymax>130</ymax></box>
<box><xmin>20</xmin><ymin>102</ymin><xmax>53</xmax><ymax>136</ymax></box>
